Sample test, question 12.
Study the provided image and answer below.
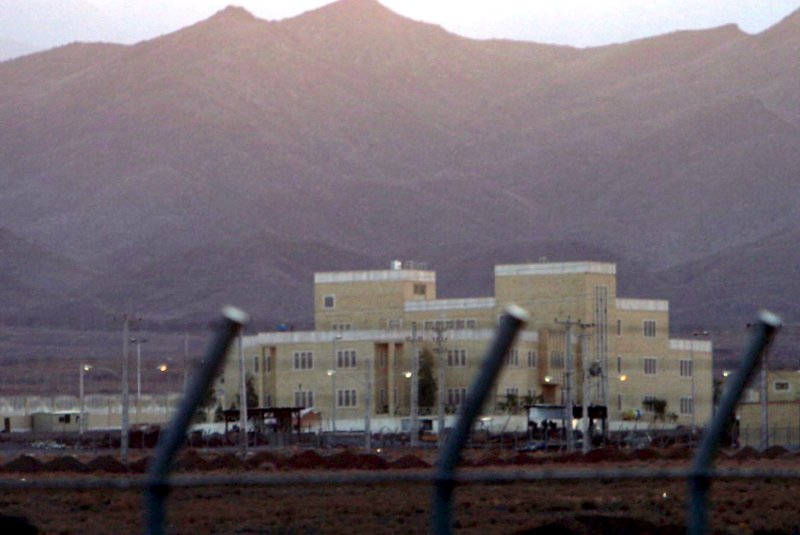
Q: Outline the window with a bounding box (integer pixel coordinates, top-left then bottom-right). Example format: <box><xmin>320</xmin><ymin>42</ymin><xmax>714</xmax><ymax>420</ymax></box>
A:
<box><xmin>456</xmin><ymin>319</ymin><xmax>465</xmax><ymax>330</ymax></box>
<box><xmin>264</xmin><ymin>393</ymin><xmax>272</xmax><ymax>407</ymax></box>
<box><xmin>466</xmin><ymin>319</ymin><xmax>477</xmax><ymax>329</ymax></box>
<box><xmin>377</xmin><ymin>348</ymin><xmax>387</xmax><ymax>369</ymax></box>
<box><xmin>266</xmin><ymin>355</ymin><xmax>271</xmax><ymax>372</ymax></box>
<box><xmin>527</xmin><ymin>388</ymin><xmax>536</xmax><ymax>400</ymax></box>
<box><xmin>680</xmin><ymin>397</ymin><xmax>693</xmax><ymax>415</ymax></box>
<box><xmin>413</xmin><ymin>283</ymin><xmax>426</xmax><ymax>295</ymax></box>
<box><xmin>323</xmin><ymin>295</ymin><xmax>335</xmax><ymax>309</ymax></box>
<box><xmin>643</xmin><ymin>320</ymin><xmax>657</xmax><ymax>338</ymax></box>
<box><xmin>447</xmin><ymin>348</ymin><xmax>466</xmax><ymax>367</ymax></box>
<box><xmin>387</xmin><ymin>319</ymin><xmax>402</xmax><ymax>329</ymax></box>
<box><xmin>293</xmin><ymin>351</ymin><xmax>314</xmax><ymax>370</ymax></box>
<box><xmin>332</xmin><ymin>323</ymin><xmax>351</xmax><ymax>331</ymax></box>
<box><xmin>379</xmin><ymin>388</ymin><xmax>387</xmax><ymax>408</ymax></box>
<box><xmin>644</xmin><ymin>357</ymin><xmax>657</xmax><ymax>375</ymax></box>
<box><xmin>336</xmin><ymin>349</ymin><xmax>357</xmax><ymax>369</ymax></box>
<box><xmin>527</xmin><ymin>351</ymin><xmax>537</xmax><ymax>368</ymax></box>
<box><xmin>337</xmin><ymin>389</ymin><xmax>358</xmax><ymax>407</ymax></box>
<box><xmin>643</xmin><ymin>395</ymin><xmax>657</xmax><ymax>413</ymax></box>
<box><xmin>294</xmin><ymin>390</ymin><xmax>314</xmax><ymax>408</ymax></box>
<box><xmin>550</xmin><ymin>352</ymin><xmax>564</xmax><ymax>369</ymax></box>
<box><xmin>505</xmin><ymin>349</ymin><xmax>519</xmax><ymax>367</ymax></box>
<box><xmin>774</xmin><ymin>381</ymin><xmax>791</xmax><ymax>392</ymax></box>
<box><xmin>253</xmin><ymin>356</ymin><xmax>259</xmax><ymax>373</ymax></box>
<box><xmin>617</xmin><ymin>394</ymin><xmax>622</xmax><ymax>411</ymax></box>
<box><xmin>616</xmin><ymin>319</ymin><xmax>622</xmax><ymax>337</ymax></box>
<box><xmin>680</xmin><ymin>359</ymin><xmax>692</xmax><ymax>377</ymax></box>
<box><xmin>506</xmin><ymin>387</ymin><xmax>519</xmax><ymax>398</ymax></box>
<box><xmin>447</xmin><ymin>387</ymin><xmax>467</xmax><ymax>407</ymax></box>
<box><xmin>617</xmin><ymin>356</ymin><xmax>622</xmax><ymax>374</ymax></box>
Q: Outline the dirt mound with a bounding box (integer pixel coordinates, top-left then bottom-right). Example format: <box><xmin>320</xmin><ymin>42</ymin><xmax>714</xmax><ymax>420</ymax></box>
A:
<box><xmin>4</xmin><ymin>455</ymin><xmax>42</xmax><ymax>473</ymax></box>
<box><xmin>0</xmin><ymin>515</ymin><xmax>38</xmax><ymax>535</ymax></box>
<box><xmin>584</xmin><ymin>447</ymin><xmax>629</xmax><ymax>463</ymax></box>
<box><xmin>472</xmin><ymin>453</ymin><xmax>509</xmax><ymax>467</ymax></box>
<box><xmin>662</xmin><ymin>446</ymin><xmax>692</xmax><ymax>460</ymax></box>
<box><xmin>283</xmin><ymin>450</ymin><xmax>327</xmax><ymax>470</ymax></box>
<box><xmin>389</xmin><ymin>454</ymin><xmax>430</xmax><ymax>469</ymax></box>
<box><xmin>761</xmin><ymin>445</ymin><xmax>789</xmax><ymax>459</ymax></box>
<box><xmin>552</xmin><ymin>451</ymin><xmax>585</xmax><ymax>463</ymax></box>
<box><xmin>42</xmin><ymin>456</ymin><xmax>89</xmax><ymax>473</ymax></box>
<box><xmin>630</xmin><ymin>448</ymin><xmax>662</xmax><ymax>461</ymax></box>
<box><xmin>205</xmin><ymin>453</ymin><xmax>246</xmax><ymax>471</ymax></box>
<box><xmin>509</xmin><ymin>453</ymin><xmax>543</xmax><ymax>465</ymax></box>
<box><xmin>352</xmin><ymin>453</ymin><xmax>389</xmax><ymax>470</ymax></box>
<box><xmin>86</xmin><ymin>455</ymin><xmax>127</xmax><ymax>473</ymax></box>
<box><xmin>516</xmin><ymin>514</ymin><xmax>683</xmax><ymax>534</ymax></box>
<box><xmin>175</xmin><ymin>450</ymin><xmax>209</xmax><ymax>472</ymax></box>
<box><xmin>732</xmin><ymin>446</ymin><xmax>759</xmax><ymax>461</ymax></box>
<box><xmin>324</xmin><ymin>451</ymin><xmax>388</xmax><ymax>470</ymax></box>
<box><xmin>128</xmin><ymin>456</ymin><xmax>151</xmax><ymax>473</ymax></box>
<box><xmin>246</xmin><ymin>451</ymin><xmax>283</xmax><ymax>469</ymax></box>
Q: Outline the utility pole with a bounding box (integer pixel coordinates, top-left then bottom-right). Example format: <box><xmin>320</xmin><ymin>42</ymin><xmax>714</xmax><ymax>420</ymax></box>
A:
<box><xmin>79</xmin><ymin>364</ymin><xmax>86</xmax><ymax>435</ymax></box>
<box><xmin>364</xmin><ymin>358</ymin><xmax>372</xmax><ymax>451</ymax></box>
<box><xmin>238</xmin><ymin>328</ymin><xmax>248</xmax><ymax>458</ymax></box>
<box><xmin>555</xmin><ymin>317</ymin><xmax>594</xmax><ymax>453</ymax></box>
<box><xmin>433</xmin><ymin>324</ymin><xmax>447</xmax><ymax>449</ymax></box>
<box><xmin>410</xmin><ymin>322</ymin><xmax>419</xmax><ymax>448</ymax></box>
<box><xmin>121</xmin><ymin>315</ymin><xmax>131</xmax><ymax>464</ymax></box>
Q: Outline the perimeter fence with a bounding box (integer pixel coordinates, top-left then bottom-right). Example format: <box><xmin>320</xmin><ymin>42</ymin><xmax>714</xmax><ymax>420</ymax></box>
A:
<box><xmin>0</xmin><ymin>306</ymin><xmax>788</xmax><ymax>535</ymax></box>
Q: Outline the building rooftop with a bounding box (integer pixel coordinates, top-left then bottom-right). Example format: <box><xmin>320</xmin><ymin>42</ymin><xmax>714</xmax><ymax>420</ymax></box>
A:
<box><xmin>314</xmin><ymin>269</ymin><xmax>435</xmax><ymax>284</ymax></box>
<box><xmin>495</xmin><ymin>262</ymin><xmax>616</xmax><ymax>277</ymax></box>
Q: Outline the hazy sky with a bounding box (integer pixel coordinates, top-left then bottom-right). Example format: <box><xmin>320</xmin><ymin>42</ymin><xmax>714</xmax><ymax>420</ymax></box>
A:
<box><xmin>3</xmin><ymin>0</ymin><xmax>800</xmax><ymax>49</ymax></box>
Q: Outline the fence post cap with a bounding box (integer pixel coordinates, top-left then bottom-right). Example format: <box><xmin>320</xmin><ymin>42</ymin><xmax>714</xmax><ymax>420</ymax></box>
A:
<box><xmin>504</xmin><ymin>304</ymin><xmax>530</xmax><ymax>324</ymax></box>
<box><xmin>222</xmin><ymin>306</ymin><xmax>249</xmax><ymax>325</ymax></box>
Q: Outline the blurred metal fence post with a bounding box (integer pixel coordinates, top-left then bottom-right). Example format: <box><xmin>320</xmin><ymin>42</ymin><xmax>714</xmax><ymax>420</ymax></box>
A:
<box><xmin>688</xmin><ymin>310</ymin><xmax>780</xmax><ymax>535</ymax></box>
<box><xmin>432</xmin><ymin>305</ymin><xmax>528</xmax><ymax>535</ymax></box>
<box><xmin>145</xmin><ymin>306</ymin><xmax>248</xmax><ymax>535</ymax></box>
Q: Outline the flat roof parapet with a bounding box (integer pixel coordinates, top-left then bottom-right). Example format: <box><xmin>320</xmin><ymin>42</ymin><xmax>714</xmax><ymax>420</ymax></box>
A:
<box><xmin>314</xmin><ymin>270</ymin><xmax>435</xmax><ymax>284</ymax></box>
<box><xmin>616</xmin><ymin>298</ymin><xmax>669</xmax><ymax>312</ymax></box>
<box><xmin>495</xmin><ymin>262</ymin><xmax>616</xmax><ymax>277</ymax></box>
<box><xmin>405</xmin><ymin>297</ymin><xmax>496</xmax><ymax>312</ymax></box>
<box><xmin>669</xmin><ymin>339</ymin><xmax>712</xmax><ymax>352</ymax></box>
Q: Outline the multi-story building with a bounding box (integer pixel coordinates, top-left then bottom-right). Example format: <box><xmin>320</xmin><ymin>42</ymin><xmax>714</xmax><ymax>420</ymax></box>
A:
<box><xmin>219</xmin><ymin>261</ymin><xmax>712</xmax><ymax>430</ymax></box>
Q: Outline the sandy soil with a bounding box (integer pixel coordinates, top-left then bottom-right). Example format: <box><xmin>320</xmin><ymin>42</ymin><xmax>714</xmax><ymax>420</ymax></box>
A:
<box><xmin>0</xmin><ymin>448</ymin><xmax>798</xmax><ymax>534</ymax></box>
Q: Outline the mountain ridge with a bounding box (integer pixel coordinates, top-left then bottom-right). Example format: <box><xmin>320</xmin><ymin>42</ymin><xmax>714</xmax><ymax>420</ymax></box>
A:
<box><xmin>0</xmin><ymin>0</ymin><xmax>797</xmax><ymax>332</ymax></box>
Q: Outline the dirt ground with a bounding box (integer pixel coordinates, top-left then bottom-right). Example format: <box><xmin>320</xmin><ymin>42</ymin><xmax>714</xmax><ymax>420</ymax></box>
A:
<box><xmin>0</xmin><ymin>447</ymin><xmax>798</xmax><ymax>534</ymax></box>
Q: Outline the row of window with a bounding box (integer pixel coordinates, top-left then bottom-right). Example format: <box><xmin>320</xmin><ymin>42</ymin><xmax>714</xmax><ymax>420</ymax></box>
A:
<box><xmin>292</xmin><ymin>389</ymin><xmax>360</xmax><ymax>408</ymax></box>
<box><xmin>616</xmin><ymin>395</ymin><xmax>695</xmax><ymax>415</ymax></box>
<box><xmin>278</xmin><ymin>350</ymin><xmax>699</xmax><ymax>376</ymax></box>
<box><xmin>424</xmin><ymin>319</ymin><xmax>478</xmax><ymax>331</ymax></box>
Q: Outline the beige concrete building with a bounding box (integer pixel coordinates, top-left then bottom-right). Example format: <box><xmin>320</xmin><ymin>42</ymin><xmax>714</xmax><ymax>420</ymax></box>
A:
<box><xmin>220</xmin><ymin>261</ymin><xmax>713</xmax><ymax>431</ymax></box>
<box><xmin>739</xmin><ymin>369</ymin><xmax>800</xmax><ymax>448</ymax></box>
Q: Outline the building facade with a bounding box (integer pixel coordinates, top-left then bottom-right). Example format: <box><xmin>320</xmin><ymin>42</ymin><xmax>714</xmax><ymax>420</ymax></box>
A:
<box><xmin>219</xmin><ymin>261</ymin><xmax>713</xmax><ymax>431</ymax></box>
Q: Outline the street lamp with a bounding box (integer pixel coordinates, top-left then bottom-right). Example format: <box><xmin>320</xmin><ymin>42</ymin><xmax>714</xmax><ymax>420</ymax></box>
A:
<box><xmin>79</xmin><ymin>364</ymin><xmax>92</xmax><ymax>435</ymax></box>
<box><xmin>79</xmin><ymin>364</ymin><xmax>122</xmax><ymax>436</ymax></box>
<box><xmin>691</xmin><ymin>330</ymin><xmax>709</xmax><ymax>439</ymax></box>
<box><xmin>331</xmin><ymin>334</ymin><xmax>342</xmax><ymax>433</ymax></box>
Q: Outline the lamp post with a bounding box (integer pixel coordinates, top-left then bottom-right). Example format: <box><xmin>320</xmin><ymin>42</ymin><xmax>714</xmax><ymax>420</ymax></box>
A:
<box><xmin>409</xmin><ymin>322</ymin><xmax>420</xmax><ymax>448</ymax></box>
<box><xmin>130</xmin><ymin>337</ymin><xmax>148</xmax><ymax>424</ymax></box>
<box><xmin>331</xmin><ymin>334</ymin><xmax>342</xmax><ymax>433</ymax></box>
<box><xmin>80</xmin><ymin>365</ymin><xmax>122</xmax><ymax>436</ymax></box>
<box><xmin>79</xmin><ymin>364</ymin><xmax>91</xmax><ymax>435</ymax></box>
<box><xmin>691</xmin><ymin>330</ymin><xmax>709</xmax><ymax>440</ymax></box>
<box><xmin>121</xmin><ymin>318</ymin><xmax>130</xmax><ymax>464</ymax></box>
